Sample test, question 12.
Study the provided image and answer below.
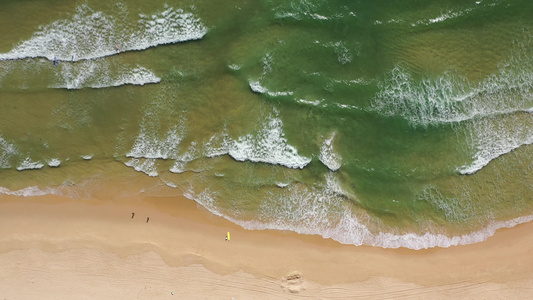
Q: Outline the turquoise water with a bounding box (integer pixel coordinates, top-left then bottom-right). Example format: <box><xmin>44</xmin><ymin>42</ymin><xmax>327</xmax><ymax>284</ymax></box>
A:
<box><xmin>1</xmin><ymin>0</ymin><xmax>532</xmax><ymax>248</ymax></box>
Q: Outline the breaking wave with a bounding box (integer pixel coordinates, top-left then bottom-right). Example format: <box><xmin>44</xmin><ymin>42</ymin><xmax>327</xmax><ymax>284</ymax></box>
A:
<box><xmin>0</xmin><ymin>135</ymin><xmax>18</xmax><ymax>169</ymax></box>
<box><xmin>0</xmin><ymin>186</ymin><xmax>62</xmax><ymax>197</ymax></box>
<box><xmin>0</xmin><ymin>4</ymin><xmax>207</xmax><ymax>62</ymax></box>
<box><xmin>52</xmin><ymin>60</ymin><xmax>160</xmax><ymax>89</ymax></box>
<box><xmin>17</xmin><ymin>158</ymin><xmax>44</xmax><ymax>171</ymax></box>
<box><xmin>183</xmin><ymin>172</ymin><xmax>533</xmax><ymax>249</ymax></box>
<box><xmin>318</xmin><ymin>132</ymin><xmax>341</xmax><ymax>171</ymax></box>
<box><xmin>457</xmin><ymin>114</ymin><xmax>533</xmax><ymax>174</ymax></box>
<box><xmin>372</xmin><ymin>61</ymin><xmax>533</xmax><ymax>127</ymax></box>
<box><xmin>204</xmin><ymin>110</ymin><xmax>311</xmax><ymax>169</ymax></box>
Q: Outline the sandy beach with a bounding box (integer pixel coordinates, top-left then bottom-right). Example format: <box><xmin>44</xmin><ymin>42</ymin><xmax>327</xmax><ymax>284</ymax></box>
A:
<box><xmin>1</xmin><ymin>175</ymin><xmax>532</xmax><ymax>299</ymax></box>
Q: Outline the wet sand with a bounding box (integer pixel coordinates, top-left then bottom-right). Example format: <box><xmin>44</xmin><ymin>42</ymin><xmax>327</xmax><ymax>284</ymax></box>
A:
<box><xmin>1</xmin><ymin>177</ymin><xmax>532</xmax><ymax>299</ymax></box>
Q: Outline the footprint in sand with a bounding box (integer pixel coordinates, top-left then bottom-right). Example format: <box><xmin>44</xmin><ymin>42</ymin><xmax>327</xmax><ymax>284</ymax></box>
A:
<box><xmin>281</xmin><ymin>271</ymin><xmax>305</xmax><ymax>294</ymax></box>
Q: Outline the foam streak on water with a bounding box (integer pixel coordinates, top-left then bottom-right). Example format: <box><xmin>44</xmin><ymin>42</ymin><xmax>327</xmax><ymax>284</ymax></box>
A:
<box><xmin>0</xmin><ymin>186</ymin><xmax>62</xmax><ymax>197</ymax></box>
<box><xmin>52</xmin><ymin>60</ymin><xmax>160</xmax><ymax>89</ymax></box>
<box><xmin>0</xmin><ymin>135</ymin><xmax>18</xmax><ymax>169</ymax></box>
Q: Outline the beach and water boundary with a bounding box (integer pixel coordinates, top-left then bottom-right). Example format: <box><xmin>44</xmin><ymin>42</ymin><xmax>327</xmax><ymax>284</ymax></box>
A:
<box><xmin>1</xmin><ymin>0</ymin><xmax>532</xmax><ymax>250</ymax></box>
<box><xmin>1</xmin><ymin>0</ymin><xmax>533</xmax><ymax>297</ymax></box>
<box><xmin>1</xmin><ymin>171</ymin><xmax>533</xmax><ymax>299</ymax></box>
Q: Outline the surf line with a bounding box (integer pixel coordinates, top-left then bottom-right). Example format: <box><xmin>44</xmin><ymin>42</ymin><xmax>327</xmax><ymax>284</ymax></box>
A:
<box><xmin>52</xmin><ymin>44</ymin><xmax>119</xmax><ymax>65</ymax></box>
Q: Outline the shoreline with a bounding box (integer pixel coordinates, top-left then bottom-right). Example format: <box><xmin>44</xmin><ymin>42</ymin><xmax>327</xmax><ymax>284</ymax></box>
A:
<box><xmin>1</xmin><ymin>179</ymin><xmax>533</xmax><ymax>299</ymax></box>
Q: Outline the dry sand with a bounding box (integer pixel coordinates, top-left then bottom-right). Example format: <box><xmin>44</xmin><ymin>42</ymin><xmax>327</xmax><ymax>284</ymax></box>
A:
<box><xmin>1</xmin><ymin>175</ymin><xmax>532</xmax><ymax>299</ymax></box>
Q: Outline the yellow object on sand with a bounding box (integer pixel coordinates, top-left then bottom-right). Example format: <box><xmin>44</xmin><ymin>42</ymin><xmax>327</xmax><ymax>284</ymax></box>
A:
<box><xmin>227</xmin><ymin>232</ymin><xmax>230</xmax><ymax>241</ymax></box>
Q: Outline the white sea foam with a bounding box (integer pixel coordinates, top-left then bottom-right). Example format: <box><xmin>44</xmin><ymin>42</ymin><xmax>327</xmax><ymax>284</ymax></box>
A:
<box><xmin>372</xmin><ymin>59</ymin><xmax>533</xmax><ymax>127</ymax></box>
<box><xmin>457</xmin><ymin>115</ymin><xmax>533</xmax><ymax>174</ymax></box>
<box><xmin>182</xmin><ymin>183</ymin><xmax>218</xmax><ymax>213</ymax></box>
<box><xmin>249</xmin><ymin>80</ymin><xmax>267</xmax><ymax>93</ymax></box>
<box><xmin>313</xmin><ymin>40</ymin><xmax>358</xmax><ymax>65</ymax></box>
<box><xmin>81</xmin><ymin>154</ymin><xmax>94</xmax><ymax>160</ymax></box>
<box><xmin>249</xmin><ymin>80</ymin><xmax>293</xmax><ymax>97</ymax></box>
<box><xmin>0</xmin><ymin>4</ymin><xmax>207</xmax><ymax>62</ymax></box>
<box><xmin>16</xmin><ymin>158</ymin><xmax>44</xmax><ymax>171</ymax></box>
<box><xmin>335</xmin><ymin>103</ymin><xmax>359</xmax><ymax>110</ymax></box>
<box><xmin>127</xmin><ymin>123</ymin><xmax>186</xmax><ymax>160</ymax></box>
<box><xmin>232</xmin><ymin>112</ymin><xmax>310</xmax><ymax>169</ymax></box>
<box><xmin>125</xmin><ymin>158</ymin><xmax>158</xmax><ymax>177</ymax></box>
<box><xmin>372</xmin><ymin>3</ymin><xmax>490</xmax><ymax>28</ymax></box>
<box><xmin>373</xmin><ymin>66</ymin><xmax>472</xmax><ymax>126</ymax></box>
<box><xmin>373</xmin><ymin>63</ymin><xmax>533</xmax><ymax>174</ymax></box>
<box><xmin>319</xmin><ymin>132</ymin><xmax>342</xmax><ymax>171</ymax></box>
<box><xmin>410</xmin><ymin>1</ymin><xmax>500</xmax><ymax>27</ymax></box>
<box><xmin>203</xmin><ymin>131</ymin><xmax>232</xmax><ymax>158</ymax></box>
<box><xmin>0</xmin><ymin>186</ymin><xmax>62</xmax><ymax>197</ymax></box>
<box><xmin>333</xmin><ymin>41</ymin><xmax>352</xmax><ymax>64</ymax></box>
<box><xmin>125</xmin><ymin>113</ymin><xmax>190</xmax><ymax>174</ymax></box>
<box><xmin>248</xmin><ymin>52</ymin><xmax>294</xmax><ymax>97</ymax></box>
<box><xmin>367</xmin><ymin>215</ymin><xmax>533</xmax><ymax>249</ymax></box>
<box><xmin>171</xmin><ymin>166</ymin><xmax>533</xmax><ymax>249</ymax></box>
<box><xmin>273</xmin><ymin>0</ymin><xmax>345</xmax><ymax>21</ymax></box>
<box><xmin>162</xmin><ymin>180</ymin><xmax>178</xmax><ymax>188</ymax></box>
<box><xmin>412</xmin><ymin>6</ymin><xmax>477</xmax><ymax>27</ymax></box>
<box><xmin>183</xmin><ymin>171</ymin><xmax>533</xmax><ymax>249</ymax></box>
<box><xmin>311</xmin><ymin>14</ymin><xmax>328</xmax><ymax>20</ymax></box>
<box><xmin>297</xmin><ymin>98</ymin><xmax>323</xmax><ymax>106</ymax></box>
<box><xmin>52</xmin><ymin>60</ymin><xmax>160</xmax><ymax>89</ymax></box>
<box><xmin>227</xmin><ymin>121</ymin><xmax>311</xmax><ymax>168</ymax></box>
<box><xmin>228</xmin><ymin>64</ymin><xmax>241</xmax><ymax>71</ymax></box>
<box><xmin>47</xmin><ymin>158</ymin><xmax>61</xmax><ymax>167</ymax></box>
<box><xmin>202</xmin><ymin>111</ymin><xmax>311</xmax><ymax>169</ymax></box>
<box><xmin>0</xmin><ymin>135</ymin><xmax>18</xmax><ymax>169</ymax></box>
<box><xmin>170</xmin><ymin>142</ymin><xmax>201</xmax><ymax>173</ymax></box>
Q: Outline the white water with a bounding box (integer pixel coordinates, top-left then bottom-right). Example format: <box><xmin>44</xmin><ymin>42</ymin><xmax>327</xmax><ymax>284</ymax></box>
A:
<box><xmin>0</xmin><ymin>135</ymin><xmax>18</xmax><ymax>169</ymax></box>
<box><xmin>204</xmin><ymin>110</ymin><xmax>311</xmax><ymax>169</ymax></box>
<box><xmin>17</xmin><ymin>157</ymin><xmax>44</xmax><ymax>171</ymax></box>
<box><xmin>318</xmin><ymin>132</ymin><xmax>342</xmax><ymax>171</ymax></box>
<box><xmin>0</xmin><ymin>4</ymin><xmax>207</xmax><ymax>62</ymax></box>
<box><xmin>52</xmin><ymin>60</ymin><xmax>160</xmax><ymax>89</ymax></box>
<box><xmin>458</xmin><ymin>114</ymin><xmax>533</xmax><ymax>174</ymax></box>
<box><xmin>0</xmin><ymin>186</ymin><xmax>62</xmax><ymax>197</ymax></box>
<box><xmin>183</xmin><ymin>171</ymin><xmax>533</xmax><ymax>249</ymax></box>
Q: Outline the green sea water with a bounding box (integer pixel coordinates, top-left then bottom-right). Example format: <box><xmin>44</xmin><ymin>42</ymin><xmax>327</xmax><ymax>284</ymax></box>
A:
<box><xmin>0</xmin><ymin>0</ymin><xmax>532</xmax><ymax>248</ymax></box>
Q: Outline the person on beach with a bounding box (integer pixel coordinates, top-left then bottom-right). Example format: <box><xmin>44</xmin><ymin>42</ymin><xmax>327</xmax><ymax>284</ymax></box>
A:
<box><xmin>146</xmin><ymin>217</ymin><xmax>149</xmax><ymax>223</ymax></box>
<box><xmin>131</xmin><ymin>212</ymin><xmax>135</xmax><ymax>219</ymax></box>
<box><xmin>53</xmin><ymin>56</ymin><xmax>58</xmax><ymax>66</ymax></box>
<box><xmin>115</xmin><ymin>45</ymin><xmax>120</xmax><ymax>53</ymax></box>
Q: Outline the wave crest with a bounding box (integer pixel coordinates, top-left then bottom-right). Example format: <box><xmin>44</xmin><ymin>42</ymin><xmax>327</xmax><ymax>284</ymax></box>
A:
<box><xmin>0</xmin><ymin>4</ymin><xmax>207</xmax><ymax>62</ymax></box>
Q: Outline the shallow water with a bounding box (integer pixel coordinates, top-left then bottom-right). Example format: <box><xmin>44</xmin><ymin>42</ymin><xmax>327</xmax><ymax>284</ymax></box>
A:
<box><xmin>1</xmin><ymin>0</ymin><xmax>532</xmax><ymax>249</ymax></box>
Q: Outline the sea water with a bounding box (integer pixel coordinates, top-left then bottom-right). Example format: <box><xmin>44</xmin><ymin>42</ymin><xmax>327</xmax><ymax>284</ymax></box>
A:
<box><xmin>0</xmin><ymin>0</ymin><xmax>532</xmax><ymax>249</ymax></box>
